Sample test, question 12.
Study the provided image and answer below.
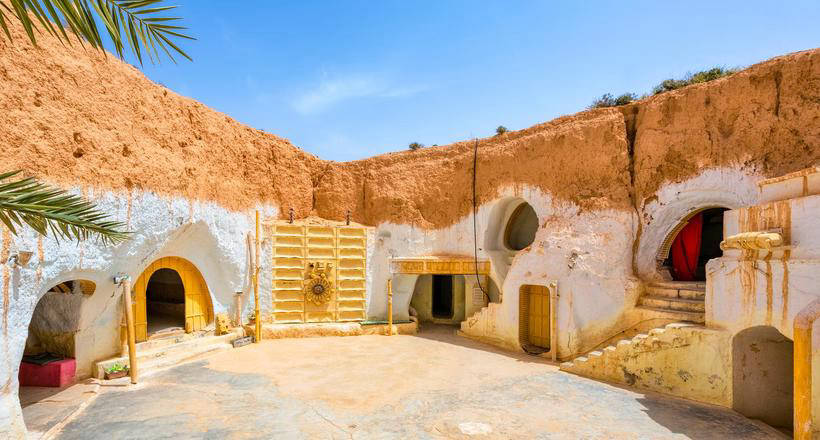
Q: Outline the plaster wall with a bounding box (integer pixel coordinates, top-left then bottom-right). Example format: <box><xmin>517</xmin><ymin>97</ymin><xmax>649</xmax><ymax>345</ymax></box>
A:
<box><xmin>0</xmin><ymin>187</ymin><xmax>275</xmax><ymax>439</ymax></box>
<box><xmin>372</xmin><ymin>185</ymin><xmax>641</xmax><ymax>359</ymax></box>
<box><xmin>564</xmin><ymin>324</ymin><xmax>734</xmax><ymax>407</ymax></box>
<box><xmin>709</xmin><ymin>192</ymin><xmax>820</xmax><ymax>433</ymax></box>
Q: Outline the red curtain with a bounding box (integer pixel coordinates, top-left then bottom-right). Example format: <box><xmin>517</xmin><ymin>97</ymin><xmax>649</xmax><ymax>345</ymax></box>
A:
<box><xmin>670</xmin><ymin>213</ymin><xmax>703</xmax><ymax>281</ymax></box>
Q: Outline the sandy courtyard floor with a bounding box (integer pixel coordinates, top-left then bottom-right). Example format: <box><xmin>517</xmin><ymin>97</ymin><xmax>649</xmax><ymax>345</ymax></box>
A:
<box><xmin>52</xmin><ymin>325</ymin><xmax>784</xmax><ymax>439</ymax></box>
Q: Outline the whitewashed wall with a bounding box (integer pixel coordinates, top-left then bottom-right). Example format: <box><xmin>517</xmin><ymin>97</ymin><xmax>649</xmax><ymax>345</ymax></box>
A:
<box><xmin>0</xmin><ymin>187</ymin><xmax>275</xmax><ymax>439</ymax></box>
<box><xmin>709</xmin><ymin>192</ymin><xmax>820</xmax><ymax>431</ymax></box>
<box><xmin>370</xmin><ymin>186</ymin><xmax>640</xmax><ymax>358</ymax></box>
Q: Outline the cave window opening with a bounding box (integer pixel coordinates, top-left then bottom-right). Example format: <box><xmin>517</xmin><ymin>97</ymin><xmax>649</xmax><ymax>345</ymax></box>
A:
<box><xmin>504</xmin><ymin>202</ymin><xmax>538</xmax><ymax>251</ymax></box>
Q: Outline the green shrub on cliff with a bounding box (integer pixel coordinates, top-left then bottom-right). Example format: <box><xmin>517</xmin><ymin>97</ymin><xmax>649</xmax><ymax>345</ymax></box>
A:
<box><xmin>589</xmin><ymin>93</ymin><xmax>638</xmax><ymax>108</ymax></box>
<box><xmin>652</xmin><ymin>67</ymin><xmax>739</xmax><ymax>94</ymax></box>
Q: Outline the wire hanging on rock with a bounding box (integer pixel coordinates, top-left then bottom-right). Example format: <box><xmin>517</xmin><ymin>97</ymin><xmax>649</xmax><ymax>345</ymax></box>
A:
<box><xmin>472</xmin><ymin>138</ymin><xmax>490</xmax><ymax>304</ymax></box>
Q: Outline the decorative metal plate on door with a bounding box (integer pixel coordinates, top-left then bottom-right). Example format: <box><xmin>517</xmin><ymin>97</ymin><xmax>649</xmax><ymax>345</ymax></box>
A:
<box><xmin>304</xmin><ymin>262</ymin><xmax>334</xmax><ymax>305</ymax></box>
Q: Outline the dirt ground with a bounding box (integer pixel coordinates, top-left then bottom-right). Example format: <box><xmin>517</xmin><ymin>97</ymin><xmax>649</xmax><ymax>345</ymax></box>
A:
<box><xmin>47</xmin><ymin>326</ymin><xmax>784</xmax><ymax>439</ymax></box>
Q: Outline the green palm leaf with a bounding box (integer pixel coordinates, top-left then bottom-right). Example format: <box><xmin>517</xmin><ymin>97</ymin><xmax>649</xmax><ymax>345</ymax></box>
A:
<box><xmin>0</xmin><ymin>170</ymin><xmax>129</xmax><ymax>245</ymax></box>
<box><xmin>0</xmin><ymin>0</ymin><xmax>193</xmax><ymax>64</ymax></box>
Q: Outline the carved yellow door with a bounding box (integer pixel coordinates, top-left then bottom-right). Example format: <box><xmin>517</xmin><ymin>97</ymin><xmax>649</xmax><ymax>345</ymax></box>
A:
<box><xmin>526</xmin><ymin>285</ymin><xmax>550</xmax><ymax>349</ymax></box>
<box><xmin>131</xmin><ymin>257</ymin><xmax>213</xmax><ymax>342</ymax></box>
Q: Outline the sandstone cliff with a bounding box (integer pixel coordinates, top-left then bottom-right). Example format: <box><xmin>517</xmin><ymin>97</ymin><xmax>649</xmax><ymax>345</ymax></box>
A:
<box><xmin>0</xmin><ymin>22</ymin><xmax>321</xmax><ymax>215</ymax></box>
<box><xmin>1</xmin><ymin>19</ymin><xmax>817</xmax><ymax>227</ymax></box>
<box><xmin>316</xmin><ymin>49</ymin><xmax>820</xmax><ymax>227</ymax></box>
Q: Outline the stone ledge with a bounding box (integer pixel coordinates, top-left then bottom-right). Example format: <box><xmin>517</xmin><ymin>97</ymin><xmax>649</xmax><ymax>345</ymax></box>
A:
<box><xmin>245</xmin><ymin>321</ymin><xmax>418</xmax><ymax>339</ymax></box>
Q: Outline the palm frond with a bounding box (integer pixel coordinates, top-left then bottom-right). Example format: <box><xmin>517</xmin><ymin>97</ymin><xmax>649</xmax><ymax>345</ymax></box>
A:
<box><xmin>0</xmin><ymin>0</ymin><xmax>193</xmax><ymax>65</ymax></box>
<box><xmin>0</xmin><ymin>170</ymin><xmax>130</xmax><ymax>245</ymax></box>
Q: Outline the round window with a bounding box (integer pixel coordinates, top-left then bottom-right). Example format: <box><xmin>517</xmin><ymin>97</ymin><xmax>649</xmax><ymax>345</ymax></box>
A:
<box><xmin>504</xmin><ymin>203</ymin><xmax>538</xmax><ymax>251</ymax></box>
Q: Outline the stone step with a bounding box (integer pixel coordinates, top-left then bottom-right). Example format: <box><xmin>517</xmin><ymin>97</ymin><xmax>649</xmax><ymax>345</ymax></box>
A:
<box><xmin>139</xmin><ymin>343</ymin><xmax>233</xmax><ymax>377</ymax></box>
<box><xmin>645</xmin><ymin>286</ymin><xmax>705</xmax><ymax>300</ymax></box>
<box><xmin>646</xmin><ymin>281</ymin><xmax>705</xmax><ymax>297</ymax></box>
<box><xmin>636</xmin><ymin>306</ymin><xmax>705</xmax><ymax>324</ymax></box>
<box><xmin>97</xmin><ymin>329</ymin><xmax>242</xmax><ymax>378</ymax></box>
<box><xmin>559</xmin><ymin>321</ymin><xmax>709</xmax><ymax>382</ymax></box>
<box><xmin>649</xmin><ymin>281</ymin><xmax>706</xmax><ymax>290</ymax></box>
<box><xmin>639</xmin><ymin>295</ymin><xmax>705</xmax><ymax>313</ymax></box>
<box><xmin>120</xmin><ymin>330</ymin><xmax>215</xmax><ymax>355</ymax></box>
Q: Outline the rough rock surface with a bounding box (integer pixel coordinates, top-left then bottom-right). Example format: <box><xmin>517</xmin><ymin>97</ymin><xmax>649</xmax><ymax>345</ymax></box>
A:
<box><xmin>314</xmin><ymin>110</ymin><xmax>633</xmax><ymax>228</ymax></box>
<box><xmin>626</xmin><ymin>49</ymin><xmax>820</xmax><ymax>208</ymax></box>
<box><xmin>0</xmin><ymin>22</ymin><xmax>321</xmax><ymax>215</ymax></box>
<box><xmin>317</xmin><ymin>49</ymin><xmax>820</xmax><ymax>228</ymax></box>
<box><xmin>0</xmin><ymin>19</ymin><xmax>818</xmax><ymax>227</ymax></box>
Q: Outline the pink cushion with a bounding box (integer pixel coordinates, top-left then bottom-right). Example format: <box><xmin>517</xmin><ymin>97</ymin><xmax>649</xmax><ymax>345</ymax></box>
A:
<box><xmin>19</xmin><ymin>358</ymin><xmax>76</xmax><ymax>387</ymax></box>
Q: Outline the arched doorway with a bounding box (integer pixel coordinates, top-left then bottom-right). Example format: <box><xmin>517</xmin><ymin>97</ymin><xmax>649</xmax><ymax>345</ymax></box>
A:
<box><xmin>732</xmin><ymin>326</ymin><xmax>793</xmax><ymax>432</ymax></box>
<box><xmin>658</xmin><ymin>207</ymin><xmax>727</xmax><ymax>281</ymax></box>
<box><xmin>19</xmin><ymin>280</ymin><xmax>96</xmax><ymax>433</ymax></box>
<box><xmin>145</xmin><ymin>269</ymin><xmax>186</xmax><ymax>336</ymax></box>
<box><xmin>132</xmin><ymin>257</ymin><xmax>213</xmax><ymax>342</ymax></box>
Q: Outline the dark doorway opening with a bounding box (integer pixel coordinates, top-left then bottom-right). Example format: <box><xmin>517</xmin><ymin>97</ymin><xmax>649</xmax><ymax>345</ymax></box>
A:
<box><xmin>664</xmin><ymin>208</ymin><xmax>727</xmax><ymax>281</ymax></box>
<box><xmin>432</xmin><ymin>275</ymin><xmax>453</xmax><ymax>319</ymax></box>
<box><xmin>146</xmin><ymin>268</ymin><xmax>185</xmax><ymax>335</ymax></box>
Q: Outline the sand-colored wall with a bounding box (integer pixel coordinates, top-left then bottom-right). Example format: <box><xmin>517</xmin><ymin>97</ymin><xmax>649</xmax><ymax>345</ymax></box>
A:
<box><xmin>1</xmin><ymin>20</ymin><xmax>817</xmax><ymax>231</ymax></box>
<box><xmin>562</xmin><ymin>324</ymin><xmax>734</xmax><ymax>407</ymax></box>
<box><xmin>628</xmin><ymin>49</ymin><xmax>820</xmax><ymax>207</ymax></box>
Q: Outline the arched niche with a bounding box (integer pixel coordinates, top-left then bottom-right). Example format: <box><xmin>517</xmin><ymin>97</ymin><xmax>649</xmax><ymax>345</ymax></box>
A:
<box><xmin>732</xmin><ymin>326</ymin><xmax>793</xmax><ymax>431</ymax></box>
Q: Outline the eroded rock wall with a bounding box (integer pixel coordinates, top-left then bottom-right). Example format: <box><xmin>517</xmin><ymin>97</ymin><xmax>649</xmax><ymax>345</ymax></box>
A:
<box><xmin>314</xmin><ymin>110</ymin><xmax>633</xmax><ymax>228</ymax></box>
<box><xmin>0</xmin><ymin>23</ymin><xmax>320</xmax><ymax>216</ymax></box>
<box><xmin>313</xmin><ymin>49</ymin><xmax>819</xmax><ymax>231</ymax></box>
<box><xmin>628</xmin><ymin>49</ymin><xmax>820</xmax><ymax>208</ymax></box>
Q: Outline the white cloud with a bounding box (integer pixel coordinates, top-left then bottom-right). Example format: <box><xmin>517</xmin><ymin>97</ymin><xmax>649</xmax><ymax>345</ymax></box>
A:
<box><xmin>292</xmin><ymin>73</ymin><xmax>427</xmax><ymax>114</ymax></box>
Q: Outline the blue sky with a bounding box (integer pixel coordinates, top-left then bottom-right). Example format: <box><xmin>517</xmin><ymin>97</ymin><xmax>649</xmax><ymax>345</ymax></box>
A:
<box><xmin>128</xmin><ymin>1</ymin><xmax>820</xmax><ymax>161</ymax></box>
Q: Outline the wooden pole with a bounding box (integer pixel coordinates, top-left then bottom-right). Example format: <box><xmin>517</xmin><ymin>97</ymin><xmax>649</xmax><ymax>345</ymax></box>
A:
<box><xmin>794</xmin><ymin>298</ymin><xmax>820</xmax><ymax>439</ymax></box>
<box><xmin>387</xmin><ymin>278</ymin><xmax>393</xmax><ymax>336</ymax></box>
<box><xmin>234</xmin><ymin>292</ymin><xmax>242</xmax><ymax>327</ymax></box>
<box><xmin>254</xmin><ymin>210</ymin><xmax>261</xmax><ymax>342</ymax></box>
<box><xmin>549</xmin><ymin>281</ymin><xmax>557</xmax><ymax>362</ymax></box>
<box><xmin>121</xmin><ymin>278</ymin><xmax>138</xmax><ymax>384</ymax></box>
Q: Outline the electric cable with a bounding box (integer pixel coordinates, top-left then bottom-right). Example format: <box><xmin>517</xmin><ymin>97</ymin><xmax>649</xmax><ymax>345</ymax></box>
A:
<box><xmin>472</xmin><ymin>138</ymin><xmax>490</xmax><ymax>304</ymax></box>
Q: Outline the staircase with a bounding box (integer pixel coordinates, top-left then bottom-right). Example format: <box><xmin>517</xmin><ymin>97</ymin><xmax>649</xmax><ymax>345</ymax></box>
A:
<box><xmin>559</xmin><ymin>322</ymin><xmax>698</xmax><ymax>375</ymax></box>
<box><xmin>559</xmin><ymin>322</ymin><xmax>731</xmax><ymax>407</ymax></box>
<box><xmin>458</xmin><ymin>303</ymin><xmax>518</xmax><ymax>351</ymax></box>
<box><xmin>94</xmin><ymin>328</ymin><xmax>244</xmax><ymax>379</ymax></box>
<box><xmin>637</xmin><ymin>281</ymin><xmax>705</xmax><ymax>324</ymax></box>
